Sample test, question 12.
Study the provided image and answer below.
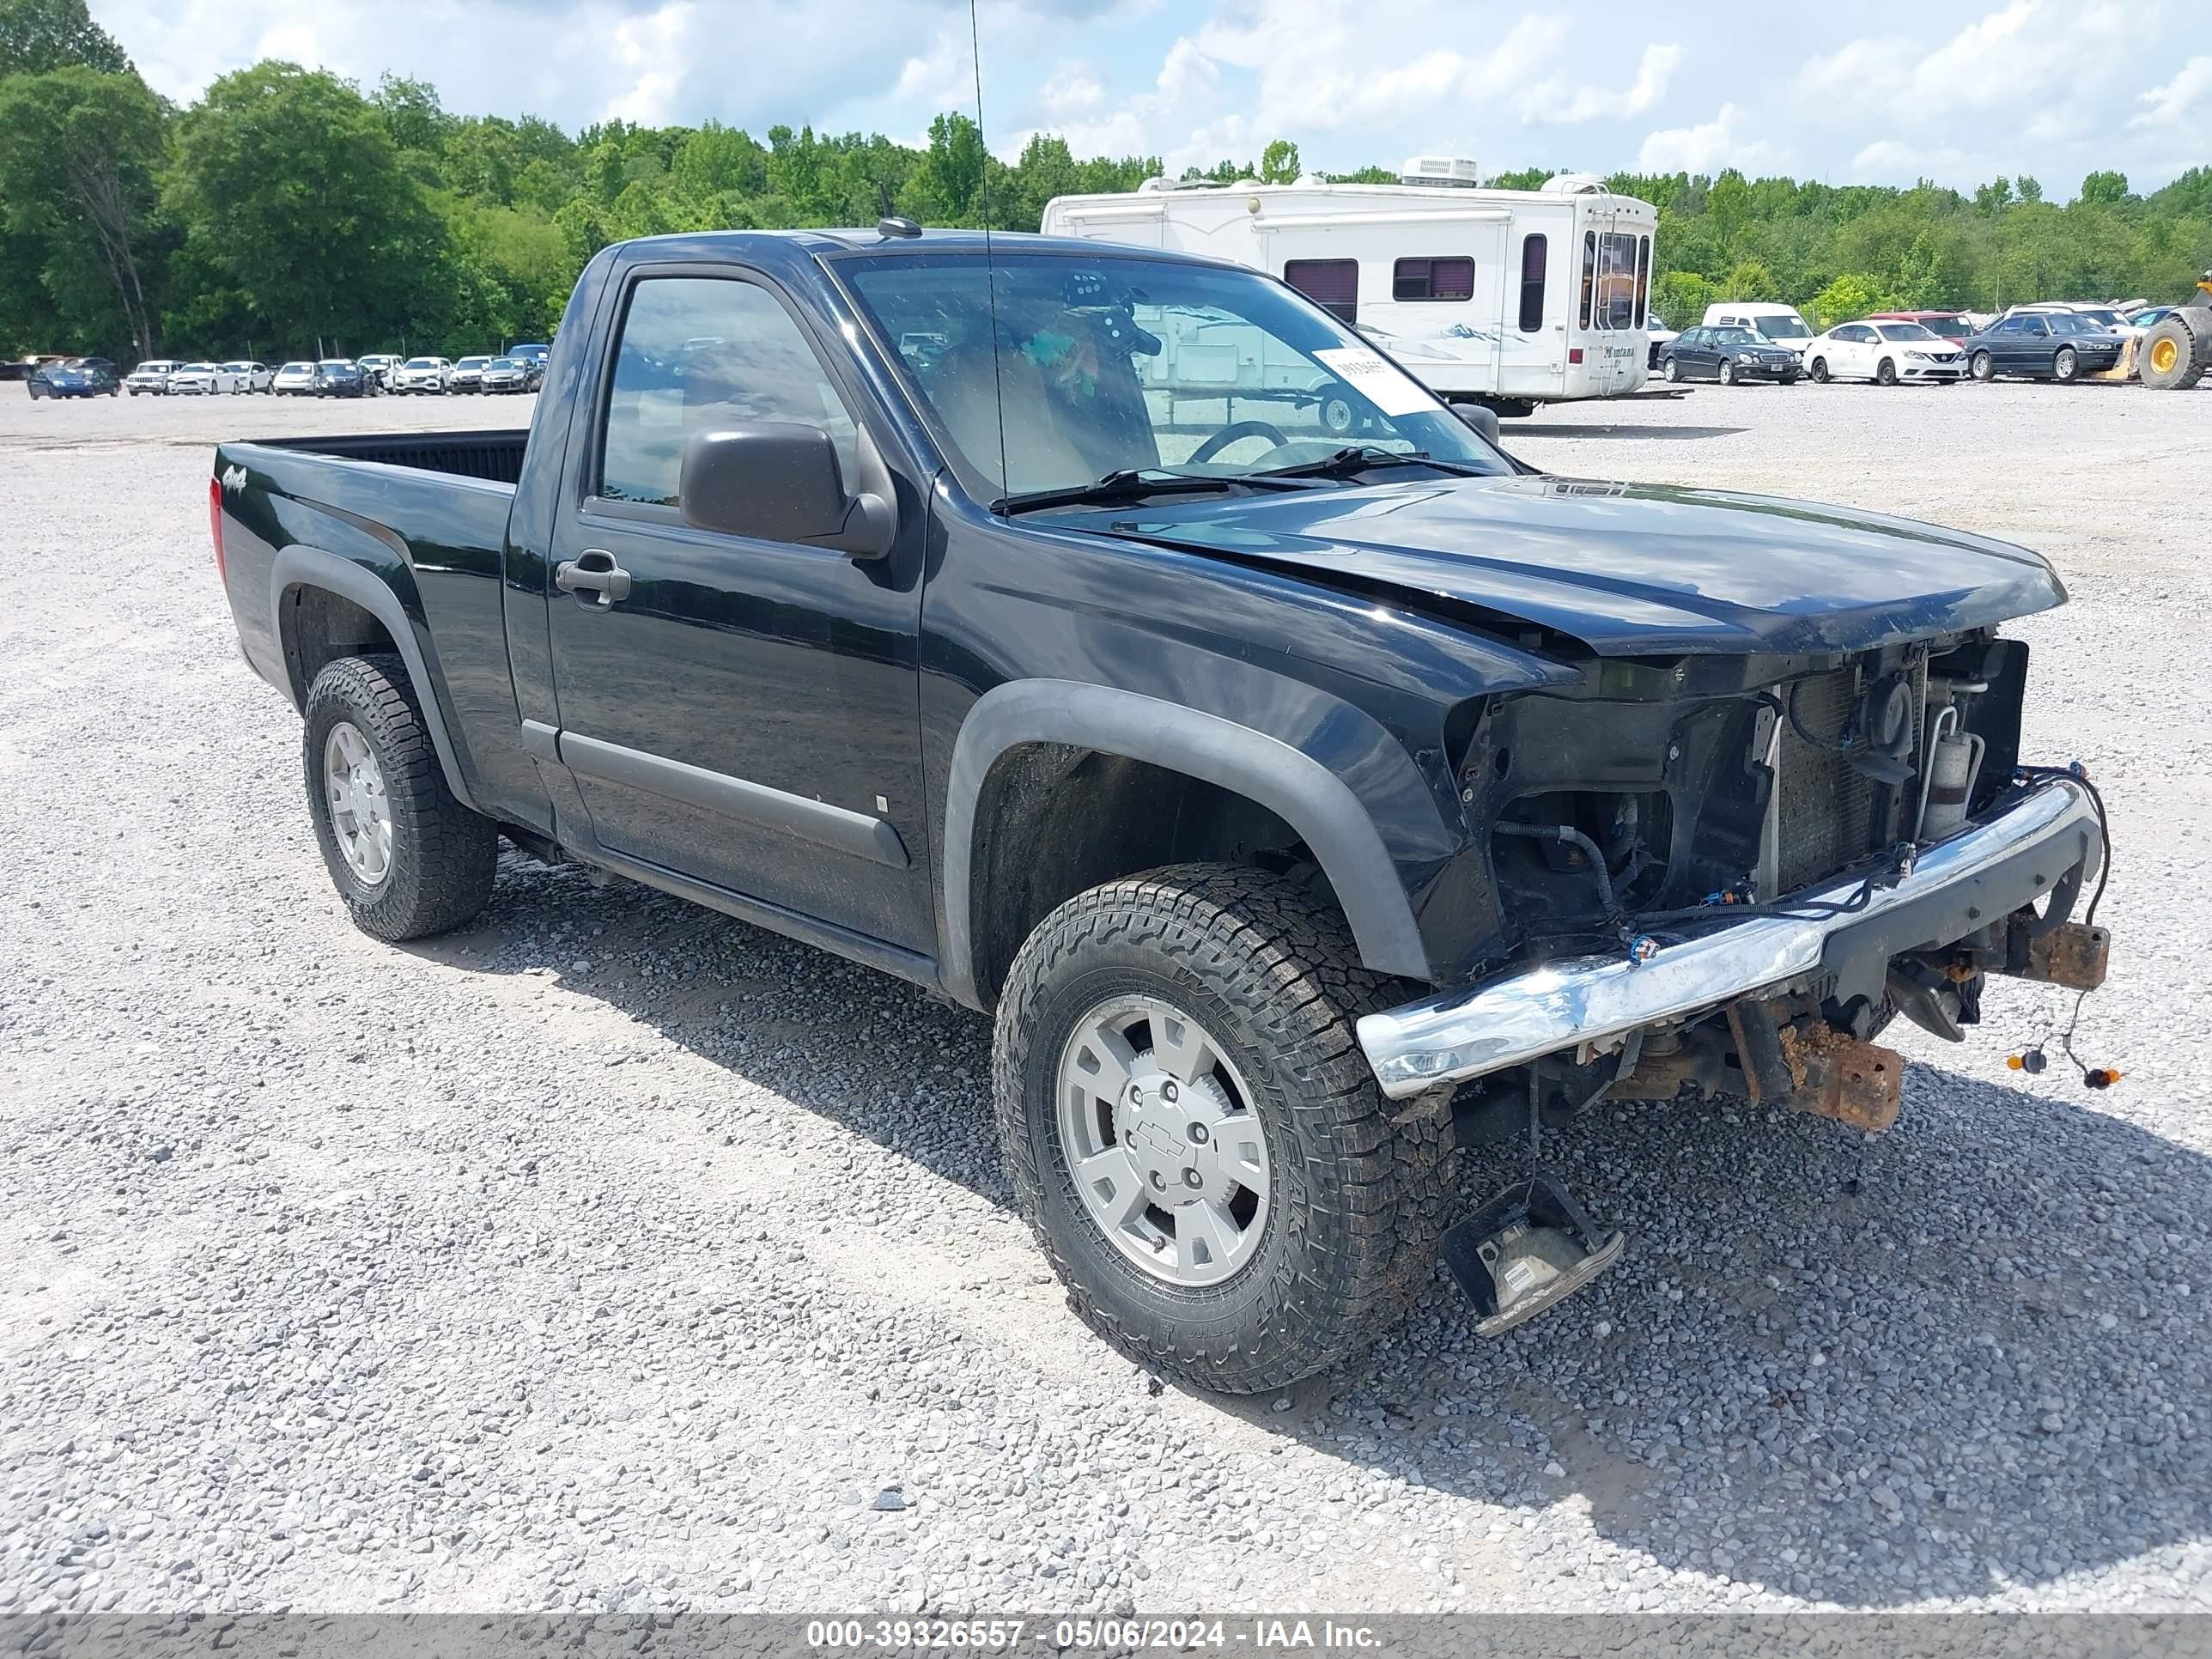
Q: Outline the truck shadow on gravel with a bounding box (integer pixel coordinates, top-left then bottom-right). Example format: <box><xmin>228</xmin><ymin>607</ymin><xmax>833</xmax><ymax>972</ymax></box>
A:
<box><xmin>420</xmin><ymin>854</ymin><xmax>2210</xmax><ymax>1607</ymax></box>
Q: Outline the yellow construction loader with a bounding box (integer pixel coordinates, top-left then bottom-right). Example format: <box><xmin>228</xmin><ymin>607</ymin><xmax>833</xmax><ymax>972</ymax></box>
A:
<box><xmin>2139</xmin><ymin>270</ymin><xmax>2212</xmax><ymax>390</ymax></box>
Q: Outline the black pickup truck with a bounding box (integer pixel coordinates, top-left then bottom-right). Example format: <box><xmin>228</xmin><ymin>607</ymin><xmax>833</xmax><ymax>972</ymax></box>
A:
<box><xmin>212</xmin><ymin>226</ymin><xmax>2110</xmax><ymax>1393</ymax></box>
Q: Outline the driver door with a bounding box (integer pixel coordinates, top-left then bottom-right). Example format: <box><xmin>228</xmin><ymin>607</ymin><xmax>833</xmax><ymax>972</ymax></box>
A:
<box><xmin>541</xmin><ymin>263</ymin><xmax>935</xmax><ymax>952</ymax></box>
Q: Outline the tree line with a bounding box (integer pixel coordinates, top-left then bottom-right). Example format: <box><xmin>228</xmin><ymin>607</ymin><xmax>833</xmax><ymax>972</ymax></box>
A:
<box><xmin>3</xmin><ymin>0</ymin><xmax>2208</xmax><ymax>365</ymax></box>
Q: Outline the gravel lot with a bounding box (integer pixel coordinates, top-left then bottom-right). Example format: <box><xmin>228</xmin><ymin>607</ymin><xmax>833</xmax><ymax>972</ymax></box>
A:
<box><xmin>3</xmin><ymin>379</ymin><xmax>2209</xmax><ymax>1619</ymax></box>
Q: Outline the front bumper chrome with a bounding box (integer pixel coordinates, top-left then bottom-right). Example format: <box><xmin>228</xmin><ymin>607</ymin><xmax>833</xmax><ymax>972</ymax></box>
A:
<box><xmin>1358</xmin><ymin>781</ymin><xmax>2101</xmax><ymax>1100</ymax></box>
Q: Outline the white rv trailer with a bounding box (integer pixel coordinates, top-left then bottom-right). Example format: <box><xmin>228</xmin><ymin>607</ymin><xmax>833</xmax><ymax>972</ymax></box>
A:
<box><xmin>1040</xmin><ymin>161</ymin><xmax>1658</xmax><ymax>416</ymax></box>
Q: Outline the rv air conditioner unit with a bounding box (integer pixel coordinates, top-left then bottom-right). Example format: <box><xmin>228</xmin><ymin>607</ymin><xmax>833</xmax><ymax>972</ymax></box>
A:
<box><xmin>1399</xmin><ymin>155</ymin><xmax>1481</xmax><ymax>189</ymax></box>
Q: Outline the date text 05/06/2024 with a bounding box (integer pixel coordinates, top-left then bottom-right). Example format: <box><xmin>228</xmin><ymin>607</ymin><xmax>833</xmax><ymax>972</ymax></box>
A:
<box><xmin>805</xmin><ymin>1620</ymin><xmax>1385</xmax><ymax>1651</ymax></box>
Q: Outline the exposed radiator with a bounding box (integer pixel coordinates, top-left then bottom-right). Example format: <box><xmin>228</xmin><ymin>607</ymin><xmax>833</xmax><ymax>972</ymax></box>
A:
<box><xmin>1773</xmin><ymin>668</ymin><xmax>1879</xmax><ymax>894</ymax></box>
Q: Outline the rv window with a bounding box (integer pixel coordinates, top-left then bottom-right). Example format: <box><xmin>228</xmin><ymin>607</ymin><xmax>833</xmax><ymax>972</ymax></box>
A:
<box><xmin>1284</xmin><ymin>259</ymin><xmax>1359</xmax><ymax>324</ymax></box>
<box><xmin>1392</xmin><ymin>257</ymin><xmax>1474</xmax><ymax>302</ymax></box>
<box><xmin>1635</xmin><ymin>236</ymin><xmax>1651</xmax><ymax>329</ymax></box>
<box><xmin>1517</xmin><ymin>235</ymin><xmax>1547</xmax><ymax>332</ymax></box>
<box><xmin>1595</xmin><ymin>233</ymin><xmax>1638</xmax><ymax>330</ymax></box>
<box><xmin>1578</xmin><ymin>232</ymin><xmax>1595</xmax><ymax>328</ymax></box>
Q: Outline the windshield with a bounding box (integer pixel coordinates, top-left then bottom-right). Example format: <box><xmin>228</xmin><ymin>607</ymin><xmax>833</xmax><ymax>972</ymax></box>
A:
<box><xmin>839</xmin><ymin>250</ymin><xmax>1506</xmax><ymax>501</ymax></box>
<box><xmin>405</xmin><ymin>358</ymin><xmax>435</xmax><ymax>368</ymax></box>
<box><xmin>1711</xmin><ymin>327</ymin><xmax>1763</xmax><ymax>346</ymax></box>
<box><xmin>458</xmin><ymin>356</ymin><xmax>489</xmax><ymax>368</ymax></box>
<box><xmin>1875</xmin><ymin>323</ymin><xmax>1941</xmax><ymax>342</ymax></box>
<box><xmin>1755</xmin><ymin>314</ymin><xmax>1812</xmax><ymax>341</ymax></box>
<box><xmin>2071</xmin><ymin>308</ymin><xmax>2122</xmax><ymax>328</ymax></box>
<box><xmin>488</xmin><ymin>358</ymin><xmax>517</xmax><ymax>370</ymax></box>
<box><xmin>2045</xmin><ymin>314</ymin><xmax>2100</xmax><ymax>336</ymax></box>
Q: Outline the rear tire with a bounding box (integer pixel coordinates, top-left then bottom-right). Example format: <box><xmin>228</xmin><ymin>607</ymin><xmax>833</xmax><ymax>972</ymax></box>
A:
<box><xmin>302</xmin><ymin>654</ymin><xmax>497</xmax><ymax>942</ymax></box>
<box><xmin>994</xmin><ymin>864</ymin><xmax>1454</xmax><ymax>1395</ymax></box>
<box><xmin>2139</xmin><ymin>310</ymin><xmax>2210</xmax><ymax>390</ymax></box>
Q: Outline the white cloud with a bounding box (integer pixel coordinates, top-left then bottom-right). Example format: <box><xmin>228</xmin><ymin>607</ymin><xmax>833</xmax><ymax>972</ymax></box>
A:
<box><xmin>1523</xmin><ymin>41</ymin><xmax>1683</xmax><ymax>125</ymax></box>
<box><xmin>605</xmin><ymin>2</ymin><xmax>692</xmax><ymax>125</ymax></box>
<box><xmin>2132</xmin><ymin>53</ymin><xmax>2212</xmax><ymax>126</ymax></box>
<box><xmin>1637</xmin><ymin>103</ymin><xmax>1776</xmax><ymax>173</ymax></box>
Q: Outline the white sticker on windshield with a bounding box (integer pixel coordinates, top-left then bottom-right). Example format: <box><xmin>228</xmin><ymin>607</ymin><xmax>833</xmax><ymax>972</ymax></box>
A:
<box><xmin>1313</xmin><ymin>347</ymin><xmax>1437</xmax><ymax>418</ymax></box>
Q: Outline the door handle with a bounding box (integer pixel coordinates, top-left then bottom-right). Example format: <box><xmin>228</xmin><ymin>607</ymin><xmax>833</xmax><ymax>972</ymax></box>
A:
<box><xmin>555</xmin><ymin>549</ymin><xmax>632</xmax><ymax>607</ymax></box>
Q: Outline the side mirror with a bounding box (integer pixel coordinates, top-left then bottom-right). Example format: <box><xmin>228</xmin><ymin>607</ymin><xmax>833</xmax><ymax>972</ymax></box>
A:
<box><xmin>678</xmin><ymin>422</ymin><xmax>895</xmax><ymax>561</ymax></box>
<box><xmin>1455</xmin><ymin>402</ymin><xmax>1502</xmax><ymax>446</ymax></box>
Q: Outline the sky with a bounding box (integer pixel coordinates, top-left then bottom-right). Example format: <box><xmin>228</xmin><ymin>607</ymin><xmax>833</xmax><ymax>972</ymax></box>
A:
<box><xmin>97</xmin><ymin>0</ymin><xmax>2212</xmax><ymax>196</ymax></box>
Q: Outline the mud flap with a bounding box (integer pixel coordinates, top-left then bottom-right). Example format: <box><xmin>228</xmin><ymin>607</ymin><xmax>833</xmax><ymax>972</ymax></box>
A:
<box><xmin>1440</xmin><ymin>1170</ymin><xmax>1626</xmax><ymax>1337</ymax></box>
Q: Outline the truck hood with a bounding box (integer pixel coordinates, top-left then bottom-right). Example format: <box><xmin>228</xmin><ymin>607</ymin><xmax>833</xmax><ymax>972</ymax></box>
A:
<box><xmin>1103</xmin><ymin>473</ymin><xmax>2065</xmax><ymax>657</ymax></box>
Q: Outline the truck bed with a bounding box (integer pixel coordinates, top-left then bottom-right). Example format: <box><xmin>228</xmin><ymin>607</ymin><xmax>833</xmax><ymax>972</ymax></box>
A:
<box><xmin>250</xmin><ymin>428</ymin><xmax>529</xmax><ymax>484</ymax></box>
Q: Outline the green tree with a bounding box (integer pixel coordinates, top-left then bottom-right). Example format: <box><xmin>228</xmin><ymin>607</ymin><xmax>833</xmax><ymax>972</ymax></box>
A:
<box><xmin>1259</xmin><ymin>139</ymin><xmax>1300</xmax><ymax>185</ymax></box>
<box><xmin>0</xmin><ymin>0</ymin><xmax>129</xmax><ymax>76</ymax></box>
<box><xmin>0</xmin><ymin>67</ymin><xmax>169</xmax><ymax>357</ymax></box>
<box><xmin>2016</xmin><ymin>174</ymin><xmax>2043</xmax><ymax>204</ymax></box>
<box><xmin>1650</xmin><ymin>270</ymin><xmax>1715</xmax><ymax>326</ymax></box>
<box><xmin>168</xmin><ymin>62</ymin><xmax>430</xmax><ymax>352</ymax></box>
<box><xmin>2078</xmin><ymin>169</ymin><xmax>2129</xmax><ymax>205</ymax></box>
<box><xmin>1721</xmin><ymin>257</ymin><xmax>1779</xmax><ymax>300</ymax></box>
<box><xmin>1809</xmin><ymin>272</ymin><xmax>1895</xmax><ymax>328</ymax></box>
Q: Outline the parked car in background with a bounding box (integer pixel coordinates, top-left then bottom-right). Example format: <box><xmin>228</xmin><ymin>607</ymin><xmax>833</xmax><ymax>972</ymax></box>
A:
<box><xmin>507</xmin><ymin>343</ymin><xmax>550</xmax><ymax>387</ymax></box>
<box><xmin>272</xmin><ymin>362</ymin><xmax>319</xmax><ymax>397</ymax></box>
<box><xmin>2127</xmin><ymin>306</ymin><xmax>2176</xmax><ymax>332</ymax></box>
<box><xmin>391</xmin><ymin>356</ymin><xmax>453</xmax><ymax>394</ymax></box>
<box><xmin>1645</xmin><ymin>310</ymin><xmax>1679</xmax><ymax>370</ymax></box>
<box><xmin>313</xmin><ymin>360</ymin><xmax>368</xmax><ymax>398</ymax></box>
<box><xmin>167</xmin><ymin>362</ymin><xmax>221</xmax><ymax>396</ymax></box>
<box><xmin>1868</xmin><ymin>310</ymin><xmax>1972</xmax><ymax>343</ymax></box>
<box><xmin>2</xmin><ymin>354</ymin><xmax>66</xmax><ymax>384</ymax></box>
<box><xmin>214</xmin><ymin>361</ymin><xmax>274</xmax><ymax>394</ymax></box>
<box><xmin>26</xmin><ymin>357</ymin><xmax>118</xmax><ymax>398</ymax></box>
<box><xmin>126</xmin><ymin>360</ymin><xmax>179</xmax><ymax>396</ymax></box>
<box><xmin>1661</xmin><ymin>325</ymin><xmax>1802</xmax><ymax>384</ymax></box>
<box><xmin>1960</xmin><ymin>312</ymin><xmax>2126</xmax><ymax>382</ymax></box>
<box><xmin>356</xmin><ymin>354</ymin><xmax>401</xmax><ymax>391</ymax></box>
<box><xmin>449</xmin><ymin>355</ymin><xmax>492</xmax><ymax>392</ymax></box>
<box><xmin>2012</xmin><ymin>301</ymin><xmax>2132</xmax><ymax>334</ymax></box>
<box><xmin>480</xmin><ymin>356</ymin><xmax>531</xmax><ymax>394</ymax></box>
<box><xmin>1804</xmin><ymin>319</ymin><xmax>1966</xmax><ymax>385</ymax></box>
<box><xmin>1701</xmin><ymin>301</ymin><xmax>1815</xmax><ymax>359</ymax></box>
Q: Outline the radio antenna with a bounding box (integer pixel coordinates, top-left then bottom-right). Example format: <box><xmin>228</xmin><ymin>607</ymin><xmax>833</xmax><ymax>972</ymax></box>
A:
<box><xmin>969</xmin><ymin>0</ymin><xmax>1011</xmax><ymax>506</ymax></box>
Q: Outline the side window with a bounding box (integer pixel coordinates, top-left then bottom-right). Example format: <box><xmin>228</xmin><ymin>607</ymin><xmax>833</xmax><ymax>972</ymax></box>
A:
<box><xmin>1392</xmin><ymin>256</ymin><xmax>1474</xmax><ymax>302</ymax></box>
<box><xmin>1284</xmin><ymin>258</ymin><xmax>1359</xmax><ymax>324</ymax></box>
<box><xmin>1578</xmin><ymin>232</ymin><xmax>1596</xmax><ymax>327</ymax></box>
<box><xmin>2021</xmin><ymin>316</ymin><xmax>2048</xmax><ymax>337</ymax></box>
<box><xmin>1517</xmin><ymin>234</ymin><xmax>1547</xmax><ymax>332</ymax></box>
<box><xmin>1634</xmin><ymin>235</ymin><xmax>1650</xmax><ymax>328</ymax></box>
<box><xmin>599</xmin><ymin>275</ymin><xmax>860</xmax><ymax>510</ymax></box>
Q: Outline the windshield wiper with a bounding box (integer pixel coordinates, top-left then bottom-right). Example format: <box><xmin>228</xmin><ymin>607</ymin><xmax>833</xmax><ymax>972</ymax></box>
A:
<box><xmin>993</xmin><ymin>468</ymin><xmax>1302</xmax><ymax>516</ymax></box>
<box><xmin>1249</xmin><ymin>446</ymin><xmax>1491</xmax><ymax>483</ymax></box>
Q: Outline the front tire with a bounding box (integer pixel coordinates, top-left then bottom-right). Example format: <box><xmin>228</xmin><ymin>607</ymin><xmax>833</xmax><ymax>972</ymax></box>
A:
<box><xmin>1809</xmin><ymin>357</ymin><xmax>1830</xmax><ymax>383</ymax></box>
<box><xmin>994</xmin><ymin>864</ymin><xmax>1453</xmax><ymax>1395</ymax></box>
<box><xmin>1972</xmin><ymin>350</ymin><xmax>1996</xmax><ymax>381</ymax></box>
<box><xmin>302</xmin><ymin>654</ymin><xmax>497</xmax><ymax>942</ymax></box>
<box><xmin>1662</xmin><ymin>357</ymin><xmax>1680</xmax><ymax>382</ymax></box>
<box><xmin>1718</xmin><ymin>360</ymin><xmax>1736</xmax><ymax>385</ymax></box>
<box><xmin>2053</xmin><ymin>347</ymin><xmax>2079</xmax><ymax>383</ymax></box>
<box><xmin>1876</xmin><ymin>358</ymin><xmax>1899</xmax><ymax>386</ymax></box>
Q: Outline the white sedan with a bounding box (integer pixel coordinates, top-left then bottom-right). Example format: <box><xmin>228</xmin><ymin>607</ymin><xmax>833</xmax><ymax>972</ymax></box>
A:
<box><xmin>272</xmin><ymin>362</ymin><xmax>319</xmax><ymax>397</ymax></box>
<box><xmin>390</xmin><ymin>356</ymin><xmax>453</xmax><ymax>394</ymax></box>
<box><xmin>167</xmin><ymin>362</ymin><xmax>221</xmax><ymax>395</ymax></box>
<box><xmin>214</xmin><ymin>361</ymin><xmax>273</xmax><ymax>394</ymax></box>
<box><xmin>1803</xmin><ymin>319</ymin><xmax>1966</xmax><ymax>385</ymax></box>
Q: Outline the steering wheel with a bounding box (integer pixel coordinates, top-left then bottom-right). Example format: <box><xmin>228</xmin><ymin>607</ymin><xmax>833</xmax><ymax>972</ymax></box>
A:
<box><xmin>1186</xmin><ymin>420</ymin><xmax>1290</xmax><ymax>466</ymax></box>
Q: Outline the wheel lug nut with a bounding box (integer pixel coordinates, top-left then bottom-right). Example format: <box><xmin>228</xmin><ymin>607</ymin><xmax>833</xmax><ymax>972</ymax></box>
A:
<box><xmin>1182</xmin><ymin>1169</ymin><xmax>1202</xmax><ymax>1189</ymax></box>
<box><xmin>1188</xmin><ymin>1122</ymin><xmax>1209</xmax><ymax>1146</ymax></box>
<box><xmin>1148</xmin><ymin>1170</ymin><xmax>1166</xmax><ymax>1191</ymax></box>
<box><xmin>1163</xmin><ymin>1082</ymin><xmax>1179</xmax><ymax>1103</ymax></box>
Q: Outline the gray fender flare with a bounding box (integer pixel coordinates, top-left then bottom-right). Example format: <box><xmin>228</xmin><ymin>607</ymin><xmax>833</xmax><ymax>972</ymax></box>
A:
<box><xmin>268</xmin><ymin>544</ymin><xmax>480</xmax><ymax>813</ymax></box>
<box><xmin>940</xmin><ymin>679</ymin><xmax>1431</xmax><ymax>1008</ymax></box>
